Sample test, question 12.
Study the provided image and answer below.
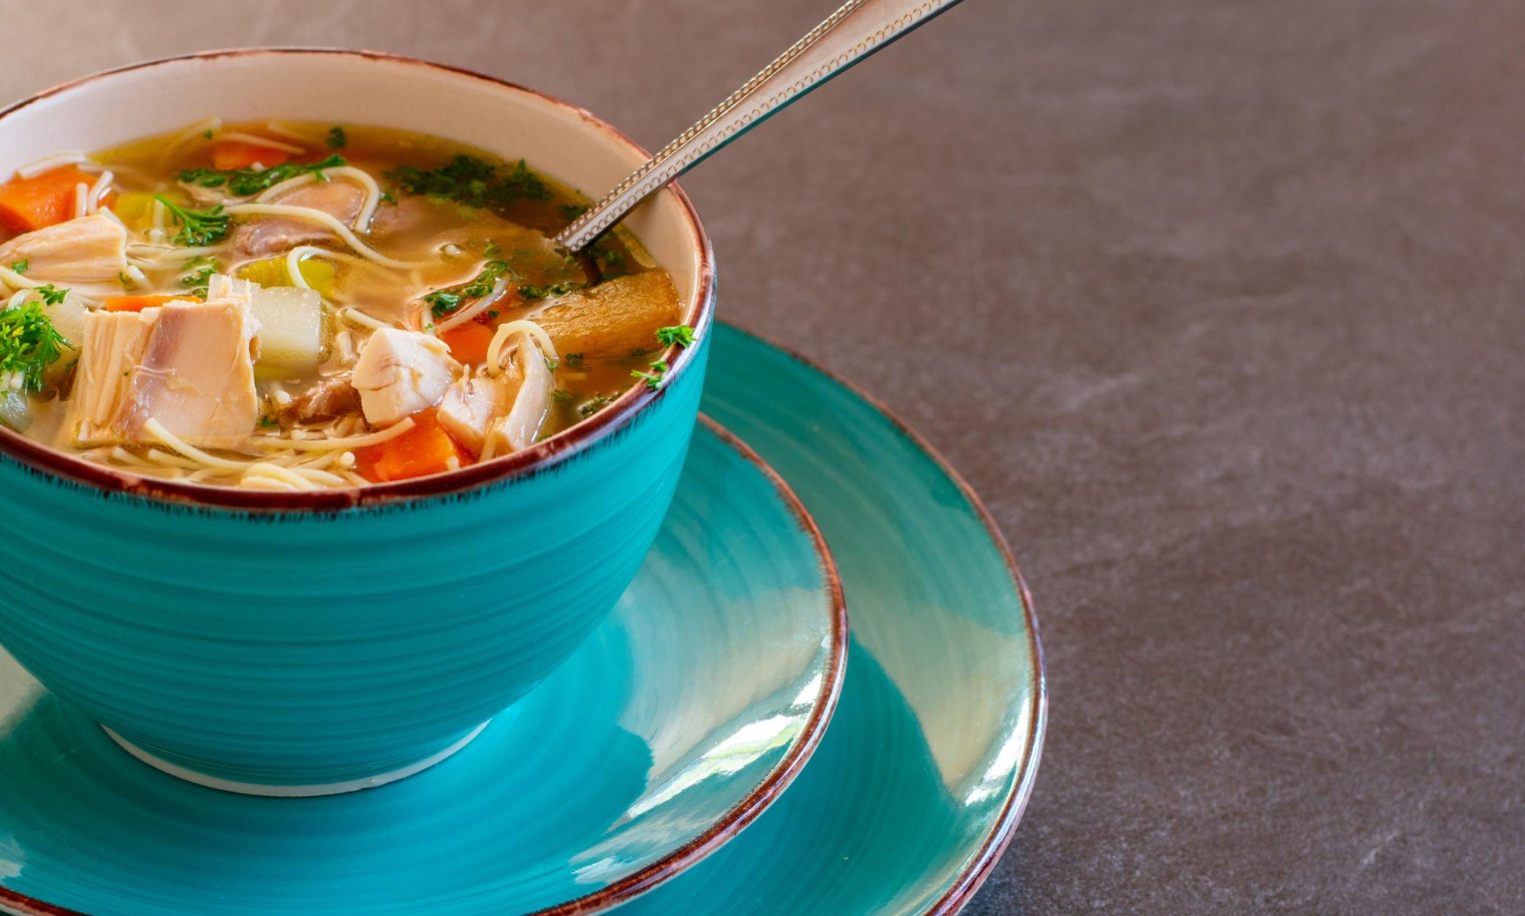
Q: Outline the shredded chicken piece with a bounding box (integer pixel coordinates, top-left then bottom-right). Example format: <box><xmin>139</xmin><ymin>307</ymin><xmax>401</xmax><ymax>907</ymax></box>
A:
<box><xmin>69</xmin><ymin>297</ymin><xmax>261</xmax><ymax>449</ymax></box>
<box><xmin>482</xmin><ymin>331</ymin><xmax>552</xmax><ymax>456</ymax></box>
<box><xmin>0</xmin><ymin>215</ymin><xmax>127</xmax><ymax>286</ymax></box>
<box><xmin>437</xmin><ymin>374</ymin><xmax>516</xmax><ymax>456</ymax></box>
<box><xmin>351</xmin><ymin>328</ymin><xmax>458</xmax><ymax>426</ymax></box>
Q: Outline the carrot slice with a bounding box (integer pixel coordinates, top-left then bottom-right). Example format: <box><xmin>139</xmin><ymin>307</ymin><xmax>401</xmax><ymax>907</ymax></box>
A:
<box><xmin>355</xmin><ymin>409</ymin><xmax>471</xmax><ymax>483</ymax></box>
<box><xmin>104</xmin><ymin>295</ymin><xmax>200</xmax><ymax>312</ymax></box>
<box><xmin>211</xmin><ymin>141</ymin><xmax>292</xmax><ymax>172</ymax></box>
<box><xmin>0</xmin><ymin>166</ymin><xmax>94</xmax><ymax>233</ymax></box>
<box><xmin>438</xmin><ymin>322</ymin><xmax>496</xmax><ymax>365</ymax></box>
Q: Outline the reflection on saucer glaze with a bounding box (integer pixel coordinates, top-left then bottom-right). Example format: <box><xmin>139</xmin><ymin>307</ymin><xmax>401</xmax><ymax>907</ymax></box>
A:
<box><xmin>0</xmin><ymin>420</ymin><xmax>845</xmax><ymax>916</ymax></box>
<box><xmin>613</xmin><ymin>325</ymin><xmax>1046</xmax><ymax>916</ymax></box>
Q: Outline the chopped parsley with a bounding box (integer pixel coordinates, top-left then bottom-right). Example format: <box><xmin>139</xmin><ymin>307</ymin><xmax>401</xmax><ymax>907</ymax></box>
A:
<box><xmin>558</xmin><ymin>203</ymin><xmax>589</xmax><ymax>221</ymax></box>
<box><xmin>632</xmin><ymin>359</ymin><xmax>669</xmax><ymax>391</ymax></box>
<box><xmin>518</xmin><ymin>280</ymin><xmax>584</xmax><ymax>301</ymax></box>
<box><xmin>545</xmin><ymin>357</ymin><xmax>559</xmax><ymax>372</ymax></box>
<box><xmin>118</xmin><ymin>271</ymin><xmax>136</xmax><ymax>290</ymax></box>
<box><xmin>384</xmin><ymin>154</ymin><xmax>550</xmax><ymax>213</ymax></box>
<box><xmin>379</xmin><ymin>190</ymin><xmax>396</xmax><ymax>205</ymax></box>
<box><xmin>579</xmin><ymin>394</ymin><xmax>617</xmax><ymax>417</ymax></box>
<box><xmin>0</xmin><ymin>301</ymin><xmax>69</xmax><ymax>393</ymax></box>
<box><xmin>551</xmin><ymin>388</ymin><xmax>576</xmax><ymax>402</ymax></box>
<box><xmin>424</xmin><ymin>259</ymin><xmax>511</xmax><ymax>318</ymax></box>
<box><xmin>656</xmin><ymin>325</ymin><xmax>695</xmax><ymax>348</ymax></box>
<box><xmin>562</xmin><ymin>352</ymin><xmax>586</xmax><ymax>370</ymax></box>
<box><xmin>179</xmin><ymin>154</ymin><xmax>346</xmax><ymax>197</ymax></box>
<box><xmin>8</xmin><ymin>259</ymin><xmax>26</xmax><ymax>275</ymax></box>
<box><xmin>179</xmin><ymin>256</ymin><xmax>219</xmax><ymax>298</ymax></box>
<box><xmin>326</xmin><ymin>126</ymin><xmax>347</xmax><ymax>149</ymax></box>
<box><xmin>34</xmin><ymin>284</ymin><xmax>66</xmax><ymax>307</ymax></box>
<box><xmin>593</xmin><ymin>244</ymin><xmax>627</xmax><ymax>277</ymax></box>
<box><xmin>258</xmin><ymin>415</ymin><xmax>281</xmax><ymax>429</ymax></box>
<box><xmin>155</xmin><ymin>196</ymin><xmax>230</xmax><ymax>246</ymax></box>
<box><xmin>202</xmin><ymin>129</ymin><xmax>215</xmax><ymax>139</ymax></box>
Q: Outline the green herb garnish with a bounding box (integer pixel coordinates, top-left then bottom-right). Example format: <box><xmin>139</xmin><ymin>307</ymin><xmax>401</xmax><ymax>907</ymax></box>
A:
<box><xmin>179</xmin><ymin>154</ymin><xmax>346</xmax><ymax>197</ymax></box>
<box><xmin>656</xmin><ymin>325</ymin><xmax>695</xmax><ymax>348</ymax></box>
<box><xmin>424</xmin><ymin>260</ymin><xmax>511</xmax><ymax>318</ymax></box>
<box><xmin>258</xmin><ymin>415</ymin><xmax>280</xmax><ymax>428</ymax></box>
<box><xmin>0</xmin><ymin>301</ymin><xmax>69</xmax><ymax>393</ymax></box>
<box><xmin>179</xmin><ymin>256</ymin><xmax>219</xmax><ymax>299</ymax></box>
<box><xmin>9</xmin><ymin>259</ymin><xmax>27</xmax><ymax>275</ymax></box>
<box><xmin>118</xmin><ymin>271</ymin><xmax>136</xmax><ymax>290</ymax></box>
<box><xmin>558</xmin><ymin>203</ymin><xmax>589</xmax><ymax>221</ymax></box>
<box><xmin>579</xmin><ymin>394</ymin><xmax>616</xmax><ymax>417</ymax></box>
<box><xmin>384</xmin><ymin>155</ymin><xmax>550</xmax><ymax>213</ymax></box>
<box><xmin>326</xmin><ymin>126</ymin><xmax>347</xmax><ymax>149</ymax></box>
<box><xmin>632</xmin><ymin>359</ymin><xmax>669</xmax><ymax>391</ymax></box>
<box><xmin>155</xmin><ymin>196</ymin><xmax>230</xmax><ymax>246</ymax></box>
<box><xmin>518</xmin><ymin>281</ymin><xmax>584</xmax><ymax>301</ymax></box>
<box><xmin>563</xmin><ymin>353</ymin><xmax>586</xmax><ymax>370</ymax></box>
<box><xmin>34</xmin><ymin>284</ymin><xmax>66</xmax><ymax>307</ymax></box>
<box><xmin>551</xmin><ymin>388</ymin><xmax>575</xmax><ymax>402</ymax></box>
<box><xmin>593</xmin><ymin>244</ymin><xmax>628</xmax><ymax>277</ymax></box>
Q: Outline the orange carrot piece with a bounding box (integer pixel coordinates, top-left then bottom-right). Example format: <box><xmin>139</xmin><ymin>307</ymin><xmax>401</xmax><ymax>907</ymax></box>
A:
<box><xmin>0</xmin><ymin>166</ymin><xmax>94</xmax><ymax>233</ymax></box>
<box><xmin>211</xmin><ymin>141</ymin><xmax>292</xmax><ymax>171</ymax></box>
<box><xmin>439</xmin><ymin>322</ymin><xmax>496</xmax><ymax>365</ymax></box>
<box><xmin>104</xmin><ymin>295</ymin><xmax>200</xmax><ymax>312</ymax></box>
<box><xmin>355</xmin><ymin>409</ymin><xmax>471</xmax><ymax>483</ymax></box>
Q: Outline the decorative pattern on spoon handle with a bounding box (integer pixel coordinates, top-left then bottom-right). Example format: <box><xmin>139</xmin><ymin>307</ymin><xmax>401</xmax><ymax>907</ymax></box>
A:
<box><xmin>555</xmin><ymin>0</ymin><xmax>962</xmax><ymax>251</ymax></box>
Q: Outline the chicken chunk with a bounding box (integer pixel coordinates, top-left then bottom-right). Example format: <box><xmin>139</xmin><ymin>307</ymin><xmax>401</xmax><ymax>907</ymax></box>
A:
<box><xmin>289</xmin><ymin>373</ymin><xmax>362</xmax><ymax>422</ymax></box>
<box><xmin>0</xmin><ymin>215</ymin><xmax>127</xmax><ymax>288</ymax></box>
<box><xmin>351</xmin><ymin>328</ymin><xmax>458</xmax><ymax>427</ymax></box>
<box><xmin>70</xmin><ymin>298</ymin><xmax>261</xmax><ymax>449</ymax></box>
<box><xmin>531</xmin><ymin>271</ymin><xmax>682</xmax><ymax>359</ymax></box>
<box><xmin>232</xmin><ymin>180</ymin><xmax>364</xmax><ymax>258</ymax></box>
<box><xmin>482</xmin><ymin>331</ymin><xmax>553</xmax><ymax>456</ymax></box>
<box><xmin>70</xmin><ymin>310</ymin><xmax>154</xmax><ymax>446</ymax></box>
<box><xmin>436</xmin><ymin>374</ymin><xmax>516</xmax><ymax>456</ymax></box>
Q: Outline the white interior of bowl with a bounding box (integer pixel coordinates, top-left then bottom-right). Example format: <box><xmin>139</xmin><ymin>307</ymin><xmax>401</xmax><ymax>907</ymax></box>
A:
<box><xmin>0</xmin><ymin>50</ymin><xmax>704</xmax><ymax>318</ymax></box>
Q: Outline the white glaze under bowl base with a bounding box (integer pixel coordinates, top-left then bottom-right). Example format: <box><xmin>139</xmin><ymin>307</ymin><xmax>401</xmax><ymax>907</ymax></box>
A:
<box><xmin>101</xmin><ymin>720</ymin><xmax>492</xmax><ymax>797</ymax></box>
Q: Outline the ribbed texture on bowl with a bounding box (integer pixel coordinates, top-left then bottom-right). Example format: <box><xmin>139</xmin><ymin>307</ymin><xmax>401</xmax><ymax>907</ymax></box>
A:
<box><xmin>0</xmin><ymin>339</ymin><xmax>708</xmax><ymax>786</ymax></box>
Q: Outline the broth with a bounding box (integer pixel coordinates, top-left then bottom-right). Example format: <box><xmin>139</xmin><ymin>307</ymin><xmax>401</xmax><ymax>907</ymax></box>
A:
<box><xmin>0</xmin><ymin>120</ymin><xmax>692</xmax><ymax>490</ymax></box>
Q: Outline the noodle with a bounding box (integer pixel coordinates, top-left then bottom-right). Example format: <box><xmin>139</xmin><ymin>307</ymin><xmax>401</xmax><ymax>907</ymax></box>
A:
<box><xmin>486</xmin><ymin>320</ymin><xmax>558</xmax><ymax>376</ymax></box>
<box><xmin>17</xmin><ymin>152</ymin><xmax>89</xmax><ymax>179</ymax></box>
<box><xmin>434</xmin><ymin>277</ymin><xmax>510</xmax><ymax>333</ymax></box>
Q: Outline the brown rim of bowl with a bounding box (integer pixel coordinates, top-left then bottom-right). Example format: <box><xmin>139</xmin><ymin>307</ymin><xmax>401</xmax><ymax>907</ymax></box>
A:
<box><xmin>0</xmin><ymin>47</ymin><xmax>717</xmax><ymax>513</ymax></box>
<box><xmin>719</xmin><ymin>322</ymin><xmax>1048</xmax><ymax>916</ymax></box>
<box><xmin>0</xmin><ymin>412</ymin><xmax>848</xmax><ymax>916</ymax></box>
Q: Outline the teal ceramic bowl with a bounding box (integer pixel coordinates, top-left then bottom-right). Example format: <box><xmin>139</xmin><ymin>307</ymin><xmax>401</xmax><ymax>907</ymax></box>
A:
<box><xmin>0</xmin><ymin>50</ymin><xmax>717</xmax><ymax>793</ymax></box>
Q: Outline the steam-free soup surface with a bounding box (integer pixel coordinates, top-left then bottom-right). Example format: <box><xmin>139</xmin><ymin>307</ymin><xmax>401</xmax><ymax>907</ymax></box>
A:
<box><xmin>0</xmin><ymin>120</ymin><xmax>693</xmax><ymax>490</ymax></box>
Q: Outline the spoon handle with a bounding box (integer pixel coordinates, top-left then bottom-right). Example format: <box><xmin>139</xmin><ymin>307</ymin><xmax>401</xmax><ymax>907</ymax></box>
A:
<box><xmin>555</xmin><ymin>0</ymin><xmax>966</xmax><ymax>251</ymax></box>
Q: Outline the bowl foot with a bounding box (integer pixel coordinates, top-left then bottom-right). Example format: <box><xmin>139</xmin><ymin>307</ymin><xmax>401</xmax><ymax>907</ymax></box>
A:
<box><xmin>101</xmin><ymin>720</ymin><xmax>492</xmax><ymax>797</ymax></box>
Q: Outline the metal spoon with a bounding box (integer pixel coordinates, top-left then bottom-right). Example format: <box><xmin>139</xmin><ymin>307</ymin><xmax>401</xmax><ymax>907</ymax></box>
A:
<box><xmin>555</xmin><ymin>0</ymin><xmax>966</xmax><ymax>251</ymax></box>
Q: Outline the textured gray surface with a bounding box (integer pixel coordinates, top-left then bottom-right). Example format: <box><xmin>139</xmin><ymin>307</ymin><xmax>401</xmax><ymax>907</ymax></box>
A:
<box><xmin>3</xmin><ymin>0</ymin><xmax>1522</xmax><ymax>913</ymax></box>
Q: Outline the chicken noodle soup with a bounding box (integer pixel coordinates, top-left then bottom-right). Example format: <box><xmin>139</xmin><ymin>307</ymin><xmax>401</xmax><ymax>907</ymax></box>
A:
<box><xmin>0</xmin><ymin>121</ymin><xmax>693</xmax><ymax>490</ymax></box>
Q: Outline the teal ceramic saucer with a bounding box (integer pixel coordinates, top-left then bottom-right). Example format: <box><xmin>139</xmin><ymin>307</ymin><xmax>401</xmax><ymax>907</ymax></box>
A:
<box><xmin>0</xmin><ymin>419</ymin><xmax>846</xmax><ymax>916</ymax></box>
<box><xmin>612</xmin><ymin>325</ymin><xmax>1048</xmax><ymax>916</ymax></box>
